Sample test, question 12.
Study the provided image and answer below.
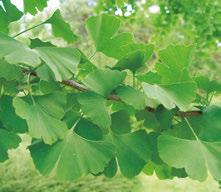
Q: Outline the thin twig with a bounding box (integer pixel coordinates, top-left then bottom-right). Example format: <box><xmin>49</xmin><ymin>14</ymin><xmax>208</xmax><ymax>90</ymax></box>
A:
<box><xmin>24</xmin><ymin>70</ymin><xmax>202</xmax><ymax>117</ymax></box>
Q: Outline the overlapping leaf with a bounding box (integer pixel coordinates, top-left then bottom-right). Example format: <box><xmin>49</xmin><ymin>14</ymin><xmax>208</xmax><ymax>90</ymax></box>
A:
<box><xmin>0</xmin><ymin>33</ymin><xmax>40</xmax><ymax>66</ymax></box>
<box><xmin>0</xmin><ymin>96</ymin><xmax>27</xmax><ymax>133</ymax></box>
<box><xmin>142</xmin><ymin>45</ymin><xmax>197</xmax><ymax>111</ymax></box>
<box><xmin>29</xmin><ymin>120</ymin><xmax>114</xmax><ymax>180</ymax></box>
<box><xmin>23</xmin><ymin>0</ymin><xmax>48</xmax><ymax>15</ymax></box>
<box><xmin>158</xmin><ymin>106</ymin><xmax>221</xmax><ymax>181</ymax></box>
<box><xmin>36</xmin><ymin>47</ymin><xmax>81</xmax><ymax>81</ymax></box>
<box><xmin>82</xmin><ymin>69</ymin><xmax>126</xmax><ymax>97</ymax></box>
<box><xmin>13</xmin><ymin>93</ymin><xmax>68</xmax><ymax>144</ymax></box>
<box><xmin>0</xmin><ymin>60</ymin><xmax>23</xmax><ymax>81</ymax></box>
<box><xmin>116</xmin><ymin>85</ymin><xmax>146</xmax><ymax>110</ymax></box>
<box><xmin>0</xmin><ymin>0</ymin><xmax>23</xmax><ymax>34</ymax></box>
<box><xmin>45</xmin><ymin>10</ymin><xmax>78</xmax><ymax>43</ymax></box>
<box><xmin>86</xmin><ymin>14</ymin><xmax>153</xmax><ymax>64</ymax></box>
<box><xmin>0</xmin><ymin>127</ymin><xmax>21</xmax><ymax>162</ymax></box>
<box><xmin>109</xmin><ymin>130</ymin><xmax>151</xmax><ymax>178</ymax></box>
<box><xmin>78</xmin><ymin>92</ymin><xmax>111</xmax><ymax>133</ymax></box>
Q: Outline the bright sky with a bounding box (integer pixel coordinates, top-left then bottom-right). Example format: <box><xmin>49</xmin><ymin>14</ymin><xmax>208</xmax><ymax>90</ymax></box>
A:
<box><xmin>11</xmin><ymin>0</ymin><xmax>60</xmax><ymax>12</ymax></box>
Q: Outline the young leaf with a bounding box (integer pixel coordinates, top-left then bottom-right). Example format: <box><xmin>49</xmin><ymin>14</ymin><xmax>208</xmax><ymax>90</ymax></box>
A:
<box><xmin>45</xmin><ymin>10</ymin><xmax>78</xmax><ymax>43</ymax></box>
<box><xmin>13</xmin><ymin>93</ymin><xmax>68</xmax><ymax>144</ymax></box>
<box><xmin>78</xmin><ymin>92</ymin><xmax>111</xmax><ymax>134</ymax></box>
<box><xmin>158</xmin><ymin>106</ymin><xmax>221</xmax><ymax>181</ymax></box>
<box><xmin>82</xmin><ymin>69</ymin><xmax>126</xmax><ymax>97</ymax></box>
<box><xmin>36</xmin><ymin>47</ymin><xmax>81</xmax><ymax>81</ymax></box>
<box><xmin>0</xmin><ymin>33</ymin><xmax>40</xmax><ymax>67</ymax></box>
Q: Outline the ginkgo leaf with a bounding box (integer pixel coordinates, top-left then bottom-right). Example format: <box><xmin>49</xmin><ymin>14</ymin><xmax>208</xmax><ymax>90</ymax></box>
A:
<box><xmin>116</xmin><ymin>85</ymin><xmax>146</xmax><ymax>110</ymax></box>
<box><xmin>0</xmin><ymin>79</ymin><xmax>19</xmax><ymax>95</ymax></box>
<box><xmin>78</xmin><ymin>92</ymin><xmax>111</xmax><ymax>133</ymax></box>
<box><xmin>158</xmin><ymin>106</ymin><xmax>221</xmax><ymax>181</ymax></box>
<box><xmin>86</xmin><ymin>14</ymin><xmax>152</xmax><ymax>60</ymax></box>
<box><xmin>159</xmin><ymin>45</ymin><xmax>193</xmax><ymax>69</ymax></box>
<box><xmin>82</xmin><ymin>69</ymin><xmax>126</xmax><ymax>97</ymax></box>
<box><xmin>143</xmin><ymin>82</ymin><xmax>196</xmax><ymax>111</ymax></box>
<box><xmin>13</xmin><ymin>93</ymin><xmax>68</xmax><ymax>144</ymax></box>
<box><xmin>0</xmin><ymin>0</ymin><xmax>23</xmax><ymax>34</ymax></box>
<box><xmin>104</xmin><ymin>158</ymin><xmax>118</xmax><ymax>178</ymax></box>
<box><xmin>114</xmin><ymin>45</ymin><xmax>153</xmax><ymax>73</ymax></box>
<box><xmin>0</xmin><ymin>96</ymin><xmax>27</xmax><ymax>133</ymax></box>
<box><xmin>45</xmin><ymin>10</ymin><xmax>78</xmax><ymax>43</ymax></box>
<box><xmin>111</xmin><ymin>110</ymin><xmax>131</xmax><ymax>134</ymax></box>
<box><xmin>137</xmin><ymin>71</ymin><xmax>161</xmax><ymax>84</ymax></box>
<box><xmin>142</xmin><ymin>45</ymin><xmax>197</xmax><ymax>111</ymax></box>
<box><xmin>0</xmin><ymin>127</ymin><xmax>21</xmax><ymax>162</ymax></box>
<box><xmin>0</xmin><ymin>33</ymin><xmax>40</xmax><ymax>67</ymax></box>
<box><xmin>36</xmin><ymin>47</ymin><xmax>81</xmax><ymax>81</ymax></box>
<box><xmin>0</xmin><ymin>60</ymin><xmax>23</xmax><ymax>81</ymax></box>
<box><xmin>23</xmin><ymin>0</ymin><xmax>48</xmax><ymax>15</ymax></box>
<box><xmin>194</xmin><ymin>76</ymin><xmax>221</xmax><ymax>94</ymax></box>
<box><xmin>109</xmin><ymin>130</ymin><xmax>151</xmax><ymax>178</ymax></box>
<box><xmin>29</xmin><ymin>123</ymin><xmax>114</xmax><ymax>180</ymax></box>
<box><xmin>30</xmin><ymin>38</ymin><xmax>54</xmax><ymax>48</ymax></box>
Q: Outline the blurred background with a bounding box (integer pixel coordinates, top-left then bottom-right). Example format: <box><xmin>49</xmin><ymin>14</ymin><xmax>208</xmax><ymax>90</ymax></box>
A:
<box><xmin>1</xmin><ymin>0</ymin><xmax>221</xmax><ymax>191</ymax></box>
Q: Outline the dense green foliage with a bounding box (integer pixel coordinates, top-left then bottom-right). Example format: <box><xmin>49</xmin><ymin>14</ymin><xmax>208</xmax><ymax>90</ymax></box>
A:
<box><xmin>0</xmin><ymin>0</ymin><xmax>221</xmax><ymax>187</ymax></box>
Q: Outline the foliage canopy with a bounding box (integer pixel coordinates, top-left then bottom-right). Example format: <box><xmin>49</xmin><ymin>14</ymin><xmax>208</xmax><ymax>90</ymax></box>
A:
<box><xmin>0</xmin><ymin>0</ymin><xmax>221</xmax><ymax>185</ymax></box>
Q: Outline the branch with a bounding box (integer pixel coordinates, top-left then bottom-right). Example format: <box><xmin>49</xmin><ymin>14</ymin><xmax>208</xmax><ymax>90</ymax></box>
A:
<box><xmin>62</xmin><ymin>80</ymin><xmax>202</xmax><ymax>117</ymax></box>
<box><xmin>24</xmin><ymin>70</ymin><xmax>202</xmax><ymax>117</ymax></box>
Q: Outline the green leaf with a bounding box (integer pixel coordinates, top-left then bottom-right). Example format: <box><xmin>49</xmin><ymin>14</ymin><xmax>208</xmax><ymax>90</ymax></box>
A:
<box><xmin>29</xmin><ymin>128</ymin><xmax>114</xmax><ymax>180</ymax></box>
<box><xmin>0</xmin><ymin>60</ymin><xmax>23</xmax><ymax>81</ymax></box>
<box><xmin>74</xmin><ymin>119</ymin><xmax>103</xmax><ymax>140</ymax></box>
<box><xmin>36</xmin><ymin>64</ymin><xmax>55</xmax><ymax>82</ymax></box>
<box><xmin>0</xmin><ymin>0</ymin><xmax>23</xmax><ymax>34</ymax></box>
<box><xmin>111</xmin><ymin>110</ymin><xmax>131</xmax><ymax>134</ymax></box>
<box><xmin>142</xmin><ymin>45</ymin><xmax>196</xmax><ymax>111</ymax></box>
<box><xmin>158</xmin><ymin>106</ymin><xmax>221</xmax><ymax>181</ymax></box>
<box><xmin>143</xmin><ymin>82</ymin><xmax>196</xmax><ymax>111</ymax></box>
<box><xmin>159</xmin><ymin>45</ymin><xmax>193</xmax><ymax>69</ymax></box>
<box><xmin>45</xmin><ymin>10</ymin><xmax>78</xmax><ymax>43</ymax></box>
<box><xmin>137</xmin><ymin>71</ymin><xmax>161</xmax><ymax>84</ymax></box>
<box><xmin>0</xmin><ymin>79</ymin><xmax>19</xmax><ymax>95</ymax></box>
<box><xmin>36</xmin><ymin>47</ymin><xmax>81</xmax><ymax>81</ymax></box>
<box><xmin>23</xmin><ymin>0</ymin><xmax>48</xmax><ymax>15</ymax></box>
<box><xmin>195</xmin><ymin>76</ymin><xmax>221</xmax><ymax>94</ymax></box>
<box><xmin>116</xmin><ymin>85</ymin><xmax>146</xmax><ymax>110</ymax></box>
<box><xmin>104</xmin><ymin>158</ymin><xmax>117</xmax><ymax>178</ymax></box>
<box><xmin>0</xmin><ymin>33</ymin><xmax>40</xmax><ymax>67</ymax></box>
<box><xmin>0</xmin><ymin>127</ymin><xmax>21</xmax><ymax>162</ymax></box>
<box><xmin>83</xmin><ymin>69</ymin><xmax>126</xmax><ymax>97</ymax></box>
<box><xmin>114</xmin><ymin>45</ymin><xmax>153</xmax><ymax>73</ymax></box>
<box><xmin>13</xmin><ymin>93</ymin><xmax>68</xmax><ymax>144</ymax></box>
<box><xmin>0</xmin><ymin>96</ymin><xmax>27</xmax><ymax>133</ymax></box>
<box><xmin>110</xmin><ymin>130</ymin><xmax>151</xmax><ymax>177</ymax></box>
<box><xmin>78</xmin><ymin>92</ymin><xmax>111</xmax><ymax>133</ymax></box>
<box><xmin>86</xmin><ymin>14</ymin><xmax>152</xmax><ymax>60</ymax></box>
<box><xmin>76</xmin><ymin>50</ymin><xmax>97</xmax><ymax>80</ymax></box>
<box><xmin>30</xmin><ymin>38</ymin><xmax>54</xmax><ymax>49</ymax></box>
